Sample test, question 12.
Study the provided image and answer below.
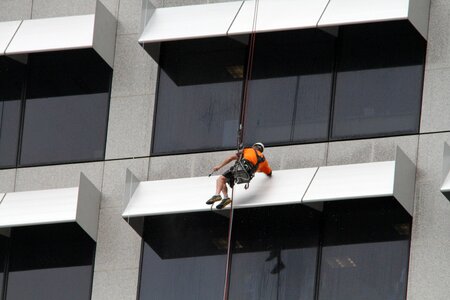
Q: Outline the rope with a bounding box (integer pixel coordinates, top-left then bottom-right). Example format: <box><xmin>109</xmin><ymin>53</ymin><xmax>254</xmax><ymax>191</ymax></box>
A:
<box><xmin>223</xmin><ymin>1</ymin><xmax>260</xmax><ymax>299</ymax></box>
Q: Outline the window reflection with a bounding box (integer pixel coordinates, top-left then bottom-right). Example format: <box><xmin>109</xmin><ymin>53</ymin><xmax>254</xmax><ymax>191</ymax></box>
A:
<box><xmin>0</xmin><ymin>57</ymin><xmax>24</xmax><ymax>168</ymax></box>
<box><xmin>244</xmin><ymin>29</ymin><xmax>334</xmax><ymax>145</ymax></box>
<box><xmin>152</xmin><ymin>37</ymin><xmax>247</xmax><ymax>155</ymax></box>
<box><xmin>139</xmin><ymin>212</ymin><xmax>229</xmax><ymax>300</ymax></box>
<box><xmin>332</xmin><ymin>21</ymin><xmax>426</xmax><ymax>139</ymax></box>
<box><xmin>229</xmin><ymin>205</ymin><xmax>320</xmax><ymax>300</ymax></box>
<box><xmin>0</xmin><ymin>235</ymin><xmax>7</xmax><ymax>298</ymax></box>
<box><xmin>318</xmin><ymin>198</ymin><xmax>411</xmax><ymax>300</ymax></box>
<box><xmin>6</xmin><ymin>223</ymin><xmax>95</xmax><ymax>300</ymax></box>
<box><xmin>19</xmin><ymin>49</ymin><xmax>111</xmax><ymax>166</ymax></box>
<box><xmin>152</xmin><ymin>21</ymin><xmax>426</xmax><ymax>155</ymax></box>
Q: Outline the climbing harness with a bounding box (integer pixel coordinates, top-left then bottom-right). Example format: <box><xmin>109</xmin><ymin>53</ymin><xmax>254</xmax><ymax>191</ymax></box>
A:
<box><xmin>232</xmin><ymin>149</ymin><xmax>266</xmax><ymax>189</ymax></box>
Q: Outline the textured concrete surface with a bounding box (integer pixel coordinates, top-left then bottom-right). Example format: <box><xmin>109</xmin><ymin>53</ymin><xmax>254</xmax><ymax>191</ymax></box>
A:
<box><xmin>420</xmin><ymin>68</ymin><xmax>450</xmax><ymax>133</ymax></box>
<box><xmin>0</xmin><ymin>169</ymin><xmax>16</xmax><ymax>193</ymax></box>
<box><xmin>407</xmin><ymin>133</ymin><xmax>450</xmax><ymax>300</ymax></box>
<box><xmin>111</xmin><ymin>34</ymin><xmax>158</xmax><ymax>98</ymax></box>
<box><xmin>15</xmin><ymin>162</ymin><xmax>104</xmax><ymax>191</ymax></box>
<box><xmin>425</xmin><ymin>2</ymin><xmax>450</xmax><ymax>71</ymax></box>
<box><xmin>327</xmin><ymin>135</ymin><xmax>419</xmax><ymax>166</ymax></box>
<box><xmin>101</xmin><ymin>158</ymin><xmax>150</xmax><ymax>209</ymax></box>
<box><xmin>0</xmin><ymin>0</ymin><xmax>32</xmax><ymax>21</ymax></box>
<box><xmin>105</xmin><ymin>94</ymin><xmax>154</xmax><ymax>159</ymax></box>
<box><xmin>31</xmin><ymin>0</ymin><xmax>96</xmax><ymax>18</ymax></box>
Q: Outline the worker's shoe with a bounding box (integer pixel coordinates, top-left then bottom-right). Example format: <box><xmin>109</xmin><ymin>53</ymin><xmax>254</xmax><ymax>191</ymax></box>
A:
<box><xmin>206</xmin><ymin>195</ymin><xmax>222</xmax><ymax>205</ymax></box>
<box><xmin>216</xmin><ymin>197</ymin><xmax>232</xmax><ymax>209</ymax></box>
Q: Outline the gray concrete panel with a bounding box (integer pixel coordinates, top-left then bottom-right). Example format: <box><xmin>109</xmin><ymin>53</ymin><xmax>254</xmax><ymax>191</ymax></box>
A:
<box><xmin>0</xmin><ymin>0</ymin><xmax>32</xmax><ymax>21</ymax></box>
<box><xmin>118</xmin><ymin>0</ymin><xmax>145</xmax><ymax>35</ymax></box>
<box><xmin>111</xmin><ymin>34</ymin><xmax>158</xmax><ymax>98</ymax></box>
<box><xmin>101</xmin><ymin>158</ymin><xmax>149</xmax><ymax>208</ymax></box>
<box><xmin>425</xmin><ymin>2</ymin><xmax>450</xmax><ymax>70</ymax></box>
<box><xmin>92</xmin><ymin>268</ymin><xmax>139</xmax><ymax>300</ymax></box>
<box><xmin>408</xmin><ymin>133</ymin><xmax>450</xmax><ymax>299</ymax></box>
<box><xmin>93</xmin><ymin>0</ymin><xmax>118</xmax><ymax>68</ymax></box>
<box><xmin>163</xmin><ymin>0</ymin><xmax>207</xmax><ymax>7</ymax></box>
<box><xmin>148</xmin><ymin>143</ymin><xmax>327</xmax><ymax>181</ymax></box>
<box><xmin>148</xmin><ymin>150</ymin><xmax>235</xmax><ymax>180</ymax></box>
<box><xmin>327</xmin><ymin>135</ymin><xmax>419</xmax><ymax>166</ymax></box>
<box><xmin>77</xmin><ymin>173</ymin><xmax>102</xmax><ymax>241</ymax></box>
<box><xmin>0</xmin><ymin>169</ymin><xmax>16</xmax><ymax>193</ymax></box>
<box><xmin>105</xmin><ymin>94</ymin><xmax>154</xmax><ymax>160</ymax></box>
<box><xmin>31</xmin><ymin>0</ymin><xmax>96</xmax><ymax>18</ymax></box>
<box><xmin>93</xmin><ymin>206</ymin><xmax>141</xmax><ymax>273</ymax></box>
<box><xmin>99</xmin><ymin>0</ymin><xmax>121</xmax><ymax>17</ymax></box>
<box><xmin>420</xmin><ymin>68</ymin><xmax>450</xmax><ymax>133</ymax></box>
<box><xmin>266</xmin><ymin>143</ymin><xmax>328</xmax><ymax>170</ymax></box>
<box><xmin>15</xmin><ymin>162</ymin><xmax>104</xmax><ymax>191</ymax></box>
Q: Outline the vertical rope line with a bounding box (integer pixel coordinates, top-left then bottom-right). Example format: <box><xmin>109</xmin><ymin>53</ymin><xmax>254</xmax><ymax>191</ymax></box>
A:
<box><xmin>223</xmin><ymin>1</ymin><xmax>260</xmax><ymax>299</ymax></box>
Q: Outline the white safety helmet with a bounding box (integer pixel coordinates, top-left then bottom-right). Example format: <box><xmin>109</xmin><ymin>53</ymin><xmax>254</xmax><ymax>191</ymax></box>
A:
<box><xmin>252</xmin><ymin>142</ymin><xmax>265</xmax><ymax>153</ymax></box>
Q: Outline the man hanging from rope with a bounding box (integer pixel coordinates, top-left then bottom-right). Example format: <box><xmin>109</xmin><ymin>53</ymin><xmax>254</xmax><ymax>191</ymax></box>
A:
<box><xmin>206</xmin><ymin>142</ymin><xmax>272</xmax><ymax>209</ymax></box>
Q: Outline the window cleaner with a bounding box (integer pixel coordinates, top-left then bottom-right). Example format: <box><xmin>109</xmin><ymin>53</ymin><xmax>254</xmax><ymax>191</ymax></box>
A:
<box><xmin>206</xmin><ymin>142</ymin><xmax>272</xmax><ymax>209</ymax></box>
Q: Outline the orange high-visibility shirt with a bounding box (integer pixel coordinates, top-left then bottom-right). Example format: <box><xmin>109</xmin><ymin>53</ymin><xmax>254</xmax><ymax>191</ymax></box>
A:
<box><xmin>242</xmin><ymin>148</ymin><xmax>272</xmax><ymax>175</ymax></box>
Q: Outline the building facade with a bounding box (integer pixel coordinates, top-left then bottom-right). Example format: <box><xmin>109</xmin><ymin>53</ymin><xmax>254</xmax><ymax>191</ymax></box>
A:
<box><xmin>0</xmin><ymin>0</ymin><xmax>449</xmax><ymax>299</ymax></box>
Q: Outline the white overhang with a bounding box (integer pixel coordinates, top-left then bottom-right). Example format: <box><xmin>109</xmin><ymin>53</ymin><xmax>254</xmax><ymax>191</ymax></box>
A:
<box><xmin>440</xmin><ymin>143</ymin><xmax>450</xmax><ymax>201</ymax></box>
<box><xmin>318</xmin><ymin>0</ymin><xmax>430</xmax><ymax>39</ymax></box>
<box><xmin>122</xmin><ymin>168</ymin><xmax>318</xmax><ymax>219</ymax></box>
<box><xmin>227</xmin><ymin>0</ymin><xmax>330</xmax><ymax>35</ymax></box>
<box><xmin>4</xmin><ymin>1</ymin><xmax>117</xmax><ymax>67</ymax></box>
<box><xmin>138</xmin><ymin>1</ymin><xmax>244</xmax><ymax>44</ymax></box>
<box><xmin>0</xmin><ymin>173</ymin><xmax>101</xmax><ymax>241</ymax></box>
<box><xmin>122</xmin><ymin>147</ymin><xmax>415</xmax><ymax>226</ymax></box>
<box><xmin>303</xmin><ymin>147</ymin><xmax>416</xmax><ymax>215</ymax></box>
<box><xmin>0</xmin><ymin>21</ymin><xmax>21</xmax><ymax>56</ymax></box>
<box><xmin>138</xmin><ymin>0</ymin><xmax>429</xmax><ymax>50</ymax></box>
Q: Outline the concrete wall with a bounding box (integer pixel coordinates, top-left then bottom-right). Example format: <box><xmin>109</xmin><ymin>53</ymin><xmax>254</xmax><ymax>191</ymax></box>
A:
<box><xmin>1</xmin><ymin>0</ymin><xmax>449</xmax><ymax>299</ymax></box>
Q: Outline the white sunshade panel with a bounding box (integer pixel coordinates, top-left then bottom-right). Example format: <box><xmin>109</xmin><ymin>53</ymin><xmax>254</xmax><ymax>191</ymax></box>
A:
<box><xmin>123</xmin><ymin>175</ymin><xmax>218</xmax><ymax>218</ymax></box>
<box><xmin>318</xmin><ymin>0</ymin><xmax>409</xmax><ymax>27</ymax></box>
<box><xmin>232</xmin><ymin>168</ymin><xmax>318</xmax><ymax>209</ymax></box>
<box><xmin>0</xmin><ymin>187</ymin><xmax>79</xmax><ymax>228</ymax></box>
<box><xmin>0</xmin><ymin>21</ymin><xmax>21</xmax><ymax>55</ymax></box>
<box><xmin>228</xmin><ymin>0</ymin><xmax>330</xmax><ymax>35</ymax></box>
<box><xmin>5</xmin><ymin>15</ymin><xmax>95</xmax><ymax>55</ymax></box>
<box><xmin>303</xmin><ymin>161</ymin><xmax>396</xmax><ymax>202</ymax></box>
<box><xmin>138</xmin><ymin>1</ymin><xmax>244</xmax><ymax>44</ymax></box>
<box><xmin>123</xmin><ymin>168</ymin><xmax>318</xmax><ymax>217</ymax></box>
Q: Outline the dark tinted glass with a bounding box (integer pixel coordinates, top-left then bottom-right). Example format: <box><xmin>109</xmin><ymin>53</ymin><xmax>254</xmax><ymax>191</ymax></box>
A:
<box><xmin>229</xmin><ymin>205</ymin><xmax>320</xmax><ymax>299</ymax></box>
<box><xmin>332</xmin><ymin>21</ymin><xmax>426</xmax><ymax>139</ymax></box>
<box><xmin>244</xmin><ymin>29</ymin><xmax>335</xmax><ymax>145</ymax></box>
<box><xmin>318</xmin><ymin>198</ymin><xmax>411</xmax><ymax>300</ymax></box>
<box><xmin>6</xmin><ymin>223</ymin><xmax>95</xmax><ymax>300</ymax></box>
<box><xmin>0</xmin><ymin>235</ymin><xmax>7</xmax><ymax>298</ymax></box>
<box><xmin>19</xmin><ymin>49</ymin><xmax>111</xmax><ymax>166</ymax></box>
<box><xmin>152</xmin><ymin>37</ymin><xmax>246</xmax><ymax>154</ymax></box>
<box><xmin>0</xmin><ymin>57</ymin><xmax>24</xmax><ymax>168</ymax></box>
<box><xmin>139</xmin><ymin>212</ymin><xmax>229</xmax><ymax>299</ymax></box>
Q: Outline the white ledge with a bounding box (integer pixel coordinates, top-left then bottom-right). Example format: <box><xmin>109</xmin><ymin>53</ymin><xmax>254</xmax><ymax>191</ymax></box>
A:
<box><xmin>0</xmin><ymin>21</ymin><xmax>21</xmax><ymax>55</ymax></box>
<box><xmin>4</xmin><ymin>1</ymin><xmax>117</xmax><ymax>67</ymax></box>
<box><xmin>138</xmin><ymin>0</ymin><xmax>429</xmax><ymax>48</ymax></box>
<box><xmin>0</xmin><ymin>173</ymin><xmax>101</xmax><ymax>241</ymax></box>
<box><xmin>123</xmin><ymin>147</ymin><xmax>415</xmax><ymax>222</ymax></box>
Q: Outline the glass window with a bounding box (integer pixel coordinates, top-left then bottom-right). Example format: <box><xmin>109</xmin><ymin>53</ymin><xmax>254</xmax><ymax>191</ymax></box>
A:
<box><xmin>139</xmin><ymin>212</ymin><xmax>229</xmax><ymax>299</ymax></box>
<box><xmin>244</xmin><ymin>29</ymin><xmax>335</xmax><ymax>145</ymax></box>
<box><xmin>0</xmin><ymin>235</ymin><xmax>7</xmax><ymax>298</ymax></box>
<box><xmin>19</xmin><ymin>49</ymin><xmax>111</xmax><ymax>166</ymax></box>
<box><xmin>152</xmin><ymin>37</ymin><xmax>247</xmax><ymax>155</ymax></box>
<box><xmin>228</xmin><ymin>205</ymin><xmax>321</xmax><ymax>300</ymax></box>
<box><xmin>318</xmin><ymin>198</ymin><xmax>411</xmax><ymax>300</ymax></box>
<box><xmin>0</xmin><ymin>57</ymin><xmax>24</xmax><ymax>168</ymax></box>
<box><xmin>6</xmin><ymin>223</ymin><xmax>95</xmax><ymax>300</ymax></box>
<box><xmin>331</xmin><ymin>21</ymin><xmax>426</xmax><ymax>139</ymax></box>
